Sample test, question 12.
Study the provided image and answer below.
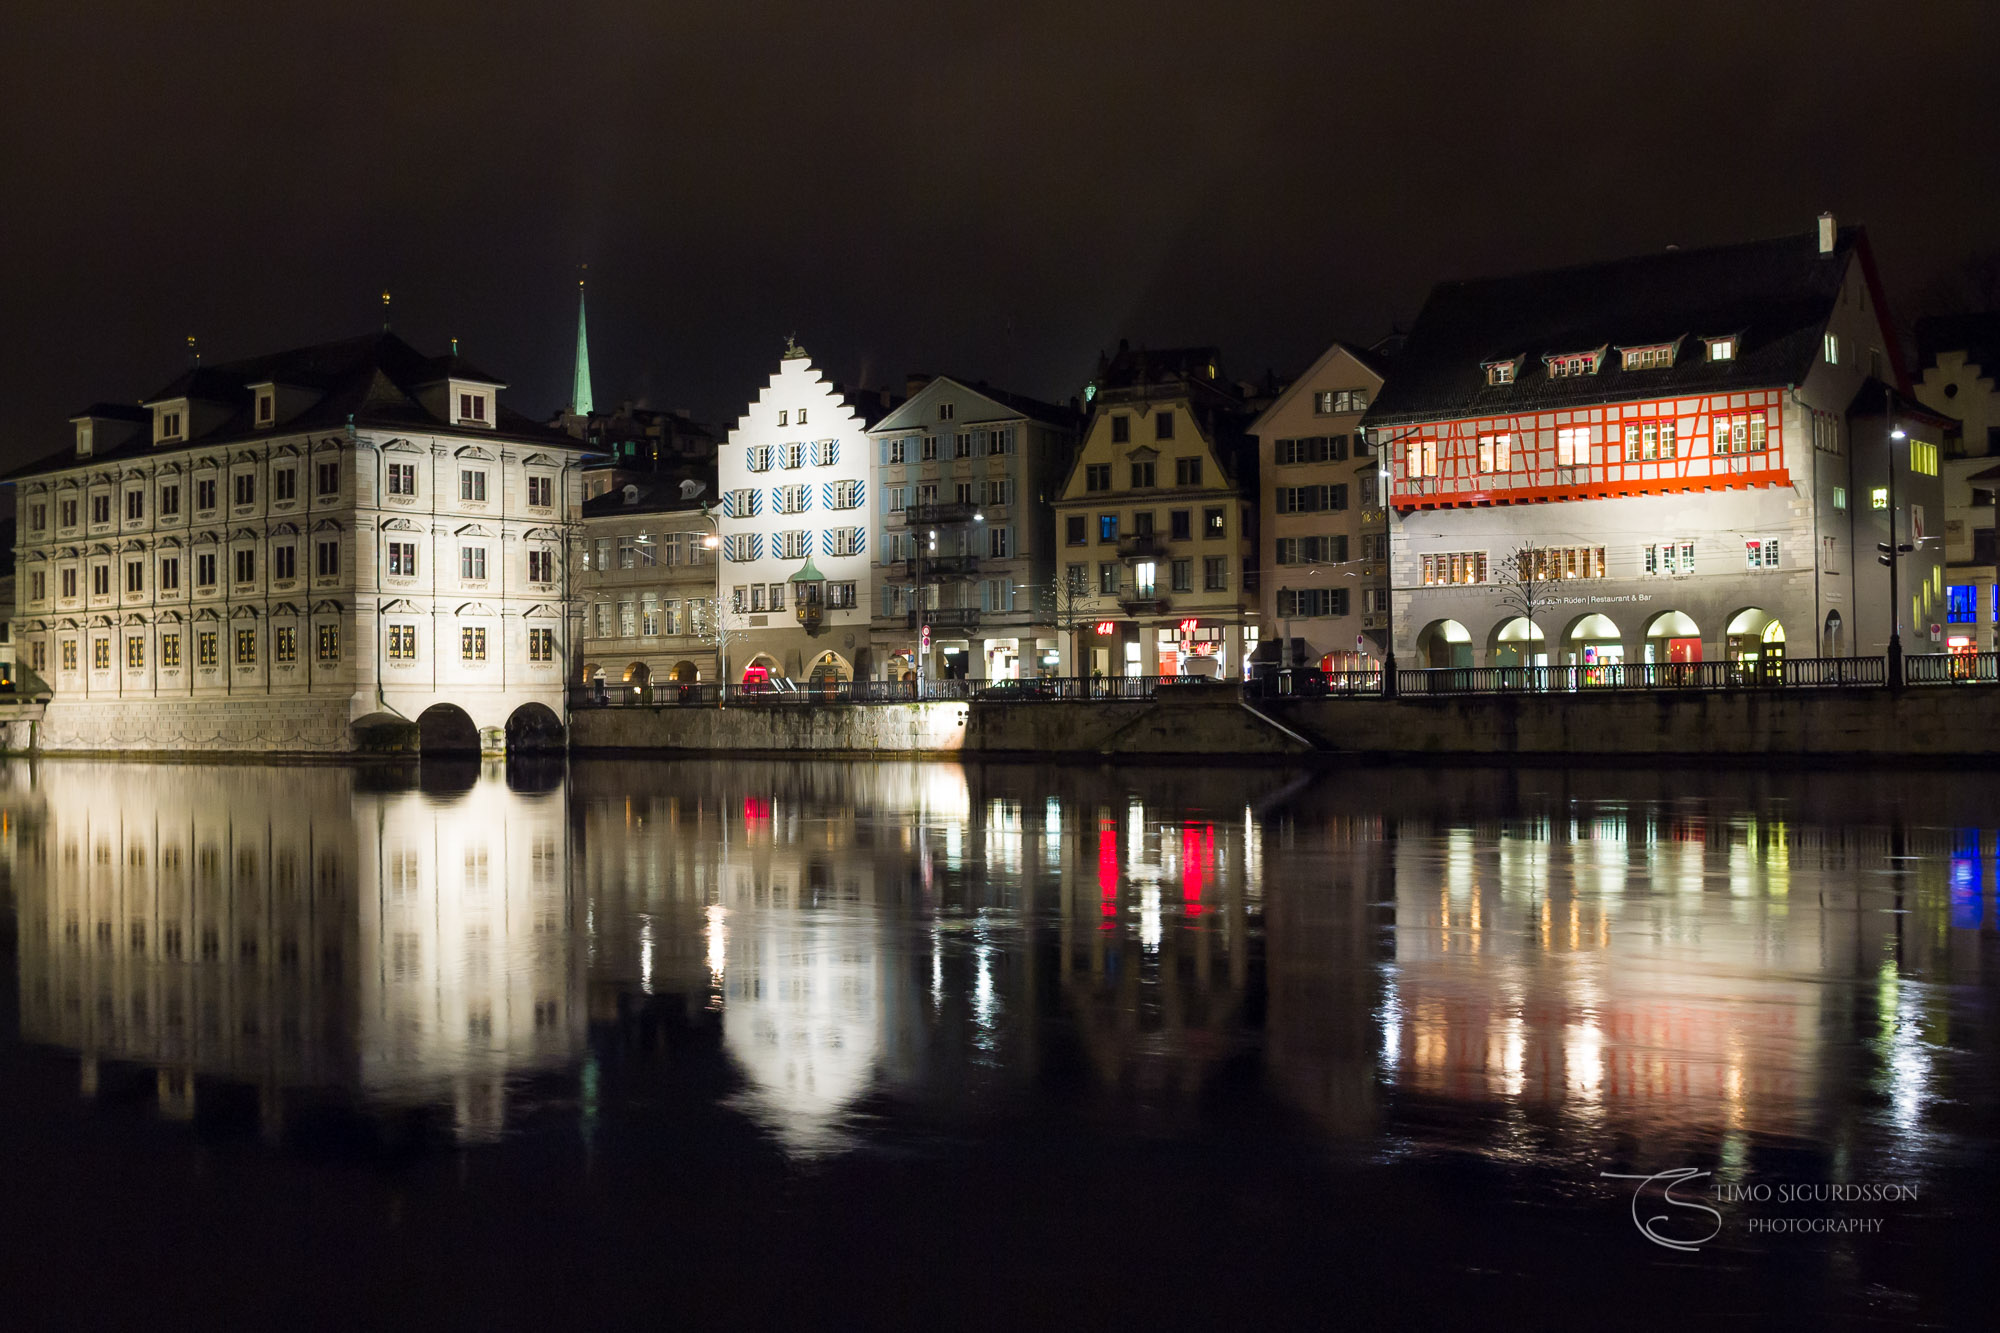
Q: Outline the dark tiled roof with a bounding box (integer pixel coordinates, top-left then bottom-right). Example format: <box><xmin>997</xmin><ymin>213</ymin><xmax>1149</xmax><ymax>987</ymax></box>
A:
<box><xmin>1364</xmin><ymin>227</ymin><xmax>1865</xmax><ymax>426</ymax></box>
<box><xmin>831</xmin><ymin>384</ymin><xmax>902</xmax><ymax>428</ymax></box>
<box><xmin>579</xmin><ymin>471</ymin><xmax>717</xmax><ymax>518</ymax></box>
<box><xmin>7</xmin><ymin>332</ymin><xmax>579</xmax><ymax>484</ymax></box>
<box><xmin>1916</xmin><ymin>312</ymin><xmax>2000</xmax><ymax>379</ymax></box>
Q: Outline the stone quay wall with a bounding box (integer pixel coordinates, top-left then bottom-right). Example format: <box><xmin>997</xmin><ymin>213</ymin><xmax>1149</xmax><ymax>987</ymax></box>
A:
<box><xmin>570</xmin><ymin>684</ymin><xmax>2000</xmax><ymax>762</ymax></box>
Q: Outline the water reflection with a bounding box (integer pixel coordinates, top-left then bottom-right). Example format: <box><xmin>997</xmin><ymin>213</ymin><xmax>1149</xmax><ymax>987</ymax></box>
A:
<box><xmin>1</xmin><ymin>759</ymin><xmax>1994</xmax><ymax>1187</ymax></box>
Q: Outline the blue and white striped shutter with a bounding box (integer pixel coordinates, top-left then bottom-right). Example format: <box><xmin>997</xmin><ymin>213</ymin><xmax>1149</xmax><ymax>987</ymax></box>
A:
<box><xmin>819</xmin><ymin>529</ymin><xmax>834</xmax><ymax>557</ymax></box>
<box><xmin>852</xmin><ymin>479</ymin><xmax>864</xmax><ymax>508</ymax></box>
<box><xmin>820</xmin><ymin>482</ymin><xmax>833</xmax><ymax>511</ymax></box>
<box><xmin>721</xmin><ymin>491</ymin><xmax>737</xmax><ymax>518</ymax></box>
<box><xmin>751</xmin><ymin>533</ymin><xmax>765</xmax><ymax>561</ymax></box>
<box><xmin>851</xmin><ymin>525</ymin><xmax>865</xmax><ymax>555</ymax></box>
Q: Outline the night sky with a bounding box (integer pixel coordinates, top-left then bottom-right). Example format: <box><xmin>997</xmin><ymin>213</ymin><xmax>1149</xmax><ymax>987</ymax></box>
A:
<box><xmin>3</xmin><ymin>1</ymin><xmax>1996</xmax><ymax>467</ymax></box>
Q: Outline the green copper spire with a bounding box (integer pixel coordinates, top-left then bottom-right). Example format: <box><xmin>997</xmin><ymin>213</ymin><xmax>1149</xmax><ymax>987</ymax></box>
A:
<box><xmin>571</xmin><ymin>275</ymin><xmax>595</xmax><ymax>417</ymax></box>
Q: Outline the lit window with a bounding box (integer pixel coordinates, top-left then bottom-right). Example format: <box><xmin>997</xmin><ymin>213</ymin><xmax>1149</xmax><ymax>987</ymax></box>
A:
<box><xmin>1871</xmin><ymin>487</ymin><xmax>1889</xmax><ymax>509</ymax></box>
<box><xmin>1485</xmin><ymin>360</ymin><xmax>1516</xmax><ymax>386</ymax></box>
<box><xmin>1557</xmin><ymin>427</ymin><xmax>1590</xmax><ymax>466</ymax></box>
<box><xmin>1545</xmin><ymin>351</ymin><xmax>1602</xmax><ymax>378</ymax></box>
<box><xmin>1621</xmin><ymin>344</ymin><xmax>1675</xmax><ymax>371</ymax></box>
<box><xmin>1823</xmin><ymin>333</ymin><xmax>1840</xmax><ymax>365</ymax></box>
<box><xmin>1706</xmin><ymin>337</ymin><xmax>1736</xmax><ymax>362</ymax></box>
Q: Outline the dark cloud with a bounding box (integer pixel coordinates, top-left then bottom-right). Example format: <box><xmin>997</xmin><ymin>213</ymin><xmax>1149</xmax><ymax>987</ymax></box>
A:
<box><xmin>3</xmin><ymin>0</ymin><xmax>1996</xmax><ymax>462</ymax></box>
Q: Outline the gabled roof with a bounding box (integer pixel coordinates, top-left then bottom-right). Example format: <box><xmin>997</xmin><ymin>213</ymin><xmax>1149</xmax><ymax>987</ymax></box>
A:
<box><xmin>1247</xmin><ymin>340</ymin><xmax>1386</xmax><ymax>437</ymax></box>
<box><xmin>7</xmin><ymin>331</ymin><xmax>578</xmax><ymax>483</ymax></box>
<box><xmin>869</xmin><ymin>375</ymin><xmax>1079</xmax><ymax>434</ymax></box>
<box><xmin>1365</xmin><ymin>226</ymin><xmax>1876</xmax><ymax>426</ymax></box>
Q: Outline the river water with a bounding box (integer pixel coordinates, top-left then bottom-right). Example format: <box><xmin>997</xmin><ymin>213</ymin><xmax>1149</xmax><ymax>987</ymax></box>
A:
<box><xmin>0</xmin><ymin>758</ymin><xmax>1995</xmax><ymax>1328</ymax></box>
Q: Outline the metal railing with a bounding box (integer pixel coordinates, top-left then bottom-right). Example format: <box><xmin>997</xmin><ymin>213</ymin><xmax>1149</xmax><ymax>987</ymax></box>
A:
<box><xmin>907</xmin><ymin>607</ymin><xmax>982</xmax><ymax>631</ymax></box>
<box><xmin>1906</xmin><ymin>651</ymin><xmax>2000</xmax><ymax>684</ymax></box>
<box><xmin>894</xmin><ymin>502</ymin><xmax>980</xmax><ymax>528</ymax></box>
<box><xmin>1394</xmin><ymin>656</ymin><xmax>1886</xmax><ymax>696</ymax></box>
<box><xmin>1245</xmin><ymin>670</ymin><xmax>1385</xmax><ymax>699</ymax></box>
<box><xmin>569</xmin><ymin>674</ymin><xmax>1212</xmax><ymax>709</ymax></box>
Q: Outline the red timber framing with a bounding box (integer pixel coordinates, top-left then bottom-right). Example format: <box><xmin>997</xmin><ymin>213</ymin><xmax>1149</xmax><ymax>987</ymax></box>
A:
<box><xmin>1390</xmin><ymin>387</ymin><xmax>1791</xmax><ymax>511</ymax></box>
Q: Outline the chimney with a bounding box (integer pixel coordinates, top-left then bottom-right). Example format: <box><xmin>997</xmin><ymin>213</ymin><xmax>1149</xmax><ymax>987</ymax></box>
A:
<box><xmin>1818</xmin><ymin>212</ymin><xmax>1836</xmax><ymax>255</ymax></box>
<box><xmin>905</xmin><ymin>373</ymin><xmax>932</xmax><ymax>399</ymax></box>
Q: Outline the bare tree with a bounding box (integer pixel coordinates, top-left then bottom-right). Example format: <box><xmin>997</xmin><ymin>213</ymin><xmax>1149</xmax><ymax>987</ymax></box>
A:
<box><xmin>1491</xmin><ymin>544</ymin><xmax>1559</xmax><ymax>667</ymax></box>
<box><xmin>1038</xmin><ymin>566</ymin><xmax>1095</xmax><ymax>676</ymax></box>
<box><xmin>688</xmin><ymin>596</ymin><xmax>744</xmax><ymax>695</ymax></box>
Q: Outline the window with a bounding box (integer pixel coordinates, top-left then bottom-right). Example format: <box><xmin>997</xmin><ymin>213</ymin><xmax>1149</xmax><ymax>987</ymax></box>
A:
<box><xmin>160</xmin><ymin>557</ymin><xmax>179</xmax><ymax>591</ymax></box>
<box><xmin>161</xmin><ymin>633</ymin><xmax>181</xmax><ymax>669</ymax></box>
<box><xmin>528</xmin><ymin>627</ymin><xmax>554</xmax><ymax>662</ymax></box>
<box><xmin>29</xmin><ymin>502</ymin><xmax>45</xmax><ymax>531</ymax></box>
<box><xmin>1170</xmin><ymin>510</ymin><xmax>1191</xmax><ymax>541</ymax></box>
<box><xmin>1948</xmin><ymin>585</ymin><xmax>1978</xmax><ymax>624</ymax></box>
<box><xmin>92</xmin><ymin>564</ymin><xmax>110</xmax><ymax>596</ymax></box>
<box><xmin>1512</xmin><ymin>546</ymin><xmax>1608</xmax><ymax>580</ymax></box>
<box><xmin>1713</xmin><ymin>415</ymin><xmax>1767</xmax><ymax>454</ymax></box>
<box><xmin>722</xmin><ymin>487</ymin><xmax>760</xmax><ymax>518</ymax></box>
<box><xmin>274</xmin><ymin>626</ymin><xmax>297</xmax><ymax>664</ymax></box>
<box><xmin>980</xmin><ymin>478</ymin><xmax>1013</xmax><ymax>508</ymax></box>
<box><xmin>1476</xmin><ymin>434</ymin><xmax>1513</xmax><ymax>473</ymax></box>
<box><xmin>1130</xmin><ymin>461</ymin><xmax>1155</xmax><ymax>488</ymax></box>
<box><xmin>1086</xmin><ymin>464</ymin><xmax>1111</xmax><ymax>492</ymax></box>
<box><xmin>1154</xmin><ymin>412</ymin><xmax>1174</xmax><ymax>440</ymax></box>
<box><xmin>196</xmin><ymin>552</ymin><xmax>216</xmax><ymax>587</ymax></box>
<box><xmin>93</xmin><ymin>638</ymin><xmax>110</xmax><ymax>670</ymax></box>
<box><xmin>125</xmin><ymin>490</ymin><xmax>144</xmax><ymax>521</ymax></box>
<box><xmin>1746</xmin><ymin>538</ymin><xmax>1781</xmax><ymax>569</ymax></box>
<box><xmin>126</xmin><ymin>635</ymin><xmax>145</xmax><ymax>669</ymax></box>
<box><xmin>460</xmin><ymin>546</ymin><xmax>487</xmax><ymax>580</ymax></box>
<box><xmin>1871</xmin><ymin>487</ymin><xmax>1889</xmax><ymax>510</ymax></box>
<box><xmin>776</xmin><ymin>410</ymin><xmax>789</xmax><ymax>427</ymax></box>
<box><xmin>828</xmin><ymin>479</ymin><xmax>861</xmax><ymax>509</ymax></box>
<box><xmin>888</xmin><ymin>438</ymin><xmax>909</xmax><ymax>465</ymax></box>
<box><xmin>62</xmin><ymin>640</ymin><xmax>78</xmax><ymax>671</ymax></box>
<box><xmin>1171</xmin><ymin>558</ymin><xmax>1192</xmax><ymax>592</ymax></box>
<box><xmin>60</xmin><ymin>498</ymin><xmax>78</xmax><ymax>527</ymax></box>
<box><xmin>274</xmin><ymin>468</ymin><xmax>296</xmax><ymax>502</ymax></box>
<box><xmin>461</xmin><ymin>627</ymin><xmax>488</xmax><ymax>661</ymax></box>
<box><xmin>459</xmin><ymin>469</ymin><xmax>488</xmax><ymax>502</ymax></box>
<box><xmin>1621</xmin><ymin>344</ymin><xmax>1676</xmax><ymax>370</ymax></box>
<box><xmin>938</xmin><ymin>402</ymin><xmax>954</xmax><ymax>421</ymax></box>
<box><xmin>273</xmin><ymin>544</ymin><xmax>295</xmax><ymax>581</ymax></box>
<box><xmin>953</xmin><ymin>432</ymin><xmax>972</xmax><ymax>459</ymax></box>
<box><xmin>1314</xmin><ymin>389</ymin><xmax>1369</xmax><ymax>414</ymax></box>
<box><xmin>988</xmin><ymin>527</ymin><xmax>1011</xmax><ymax>558</ymax></box>
<box><xmin>1203</xmin><ymin>507</ymin><xmax>1224</xmax><ymax>538</ymax></box>
<box><xmin>1823</xmin><ymin>332</ymin><xmax>1840</xmax><ymax>365</ymax></box>
<box><xmin>30</xmin><ymin>571</ymin><xmax>44</xmax><ymax>601</ymax></box>
<box><xmin>234</xmin><ymin>628</ymin><xmax>257</xmax><ymax>666</ymax></box>
<box><xmin>1275</xmin><ymin>535</ymin><xmax>1349</xmax><ymax>564</ymax></box>
<box><xmin>828</xmin><ymin>581</ymin><xmax>858</xmax><ymax>609</ymax></box>
<box><xmin>1275</xmin><ymin>485</ymin><xmax>1347</xmax><ymax>513</ymax></box>
<box><xmin>1420</xmin><ymin>552</ymin><xmax>1490</xmax><ymax>586</ymax></box>
<box><xmin>125</xmin><ymin>560</ymin><xmax>144</xmax><ymax>593</ymax></box>
<box><xmin>1133</xmin><ymin>510</ymin><xmax>1155</xmax><ymax>537</ymax></box>
<box><xmin>317</xmin><ymin>624</ymin><xmax>340</xmax><ymax>663</ymax></box>
<box><xmin>60</xmin><ymin>567</ymin><xmax>76</xmax><ymax>599</ymax></box>
<box><xmin>160</xmin><ymin>484</ymin><xmax>179</xmax><ymax>517</ymax></box>
<box><xmin>1277</xmin><ymin>588</ymin><xmax>1349</xmax><ymax>617</ymax></box>
<box><xmin>1833</xmin><ymin>486</ymin><xmax>1847</xmax><ymax>511</ymax></box>
<box><xmin>827</xmin><ymin>526</ymin><xmax>864</xmax><ymax>557</ymax></box>
<box><xmin>458</xmin><ymin>392</ymin><xmax>487</xmax><ymax>423</ymax></box>
<box><xmin>1098</xmin><ymin>562</ymin><xmax>1119</xmax><ymax>595</ymax></box>
<box><xmin>1643</xmin><ymin>541</ymin><xmax>1697</xmax><ymax>575</ymax></box>
<box><xmin>1203</xmin><ymin>556</ymin><xmax>1228</xmax><ymax>591</ymax></box>
<box><xmin>1910</xmin><ymin>440</ymin><xmax>1939</xmax><ymax>477</ymax></box>
<box><xmin>92</xmin><ymin>494</ymin><xmax>111</xmax><ymax>525</ymax></box>
<box><xmin>387</xmin><ymin>624</ymin><xmax>417</xmax><ymax>661</ymax></box>
<box><xmin>195</xmin><ymin>478</ymin><xmax>216</xmax><ymax>511</ymax></box>
<box><xmin>1098</xmin><ymin>514</ymin><xmax>1119</xmax><ymax>543</ymax></box>
<box><xmin>1556</xmin><ymin>427</ymin><xmax>1591</xmax><ymax>466</ymax></box>
<box><xmin>197</xmin><ymin>631</ymin><xmax>217</xmax><ymax>667</ymax></box>
<box><xmin>159</xmin><ymin>411</ymin><xmax>182</xmax><ymax>440</ymax></box>
<box><xmin>1624</xmin><ymin>421</ymin><xmax>1677</xmax><ymax>462</ymax></box>
<box><xmin>919</xmin><ymin>434</ymin><xmax>939</xmax><ymax>461</ymax></box>
<box><xmin>234</xmin><ymin>473</ymin><xmax>256</xmax><ymax>507</ymax></box>
<box><xmin>1706</xmin><ymin>337</ymin><xmax>1736</xmax><ymax>362</ymax></box>
<box><xmin>1485</xmin><ymin>360</ymin><xmax>1517</xmax><ymax>385</ymax></box>
<box><xmin>1175</xmin><ymin>457</ymin><xmax>1203</xmax><ymax>486</ymax></box>
<box><xmin>387</xmin><ymin>541</ymin><xmax>418</xmax><ymax>577</ymax></box>
<box><xmin>1547</xmin><ymin>351</ymin><xmax>1602</xmax><ymax>378</ymax></box>
<box><xmin>1111</xmin><ymin>416</ymin><xmax>1130</xmax><ymax>444</ymax></box>
<box><xmin>987</xmin><ymin>428</ymin><xmax>1016</xmax><ymax>456</ymax></box>
<box><xmin>234</xmin><ymin>549</ymin><xmax>256</xmax><ymax>584</ymax></box>
<box><xmin>1066</xmin><ymin>515</ymin><xmax>1087</xmax><ymax>545</ymax></box>
<box><xmin>316</xmin><ymin>540</ymin><xmax>339</xmax><ymax>577</ymax></box>
<box><xmin>528</xmin><ymin>549</ymin><xmax>554</xmax><ymax>582</ymax></box>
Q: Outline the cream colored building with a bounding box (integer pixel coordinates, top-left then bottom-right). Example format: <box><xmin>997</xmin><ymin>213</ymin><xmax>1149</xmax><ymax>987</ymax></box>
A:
<box><xmin>1049</xmin><ymin>345</ymin><xmax>1261</xmax><ymax>677</ymax></box>
<box><xmin>1914</xmin><ymin>314</ymin><xmax>2000</xmax><ymax>651</ymax></box>
<box><xmin>1247</xmin><ymin>342</ymin><xmax>1388</xmax><ymax>674</ymax></box>
<box><xmin>3</xmin><ymin>333</ymin><xmax>591</xmax><ymax>754</ymax></box>
<box><xmin>577</xmin><ymin>478</ymin><xmax>721</xmax><ymax>694</ymax></box>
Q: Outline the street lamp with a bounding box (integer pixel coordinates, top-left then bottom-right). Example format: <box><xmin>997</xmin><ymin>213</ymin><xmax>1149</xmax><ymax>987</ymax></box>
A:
<box><xmin>1879</xmin><ymin>382</ymin><xmax>1910</xmax><ymax>685</ymax></box>
<box><xmin>698</xmin><ymin>506</ymin><xmax>724</xmax><ymax>689</ymax></box>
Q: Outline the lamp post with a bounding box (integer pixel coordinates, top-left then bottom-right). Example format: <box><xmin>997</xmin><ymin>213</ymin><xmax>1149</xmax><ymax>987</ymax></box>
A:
<box><xmin>1363</xmin><ymin>424</ymin><xmax>1426</xmax><ymax>698</ymax></box>
<box><xmin>698</xmin><ymin>506</ymin><xmax>723</xmax><ymax>690</ymax></box>
<box><xmin>1882</xmin><ymin>382</ymin><xmax>1906</xmax><ymax>686</ymax></box>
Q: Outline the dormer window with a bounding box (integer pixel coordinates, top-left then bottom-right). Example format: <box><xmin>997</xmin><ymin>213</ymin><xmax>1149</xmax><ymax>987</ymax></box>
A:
<box><xmin>157</xmin><ymin>411</ymin><xmax>183</xmax><ymax>442</ymax></box>
<box><xmin>256</xmin><ymin>392</ymin><xmax>274</xmax><ymax>425</ymax></box>
<box><xmin>1621</xmin><ymin>343</ymin><xmax>1677</xmax><ymax>371</ymax></box>
<box><xmin>1706</xmin><ymin>337</ymin><xmax>1737</xmax><ymax>362</ymax></box>
<box><xmin>1545</xmin><ymin>349</ymin><xmax>1604</xmax><ymax>379</ymax></box>
<box><xmin>455</xmin><ymin>391</ymin><xmax>491</xmax><ymax>426</ymax></box>
<box><xmin>1484</xmin><ymin>359</ymin><xmax>1518</xmax><ymax>386</ymax></box>
<box><xmin>76</xmin><ymin>422</ymin><xmax>94</xmax><ymax>457</ymax></box>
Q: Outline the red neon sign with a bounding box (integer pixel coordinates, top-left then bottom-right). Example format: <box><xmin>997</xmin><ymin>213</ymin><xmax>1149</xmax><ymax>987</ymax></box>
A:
<box><xmin>1094</xmin><ymin>621</ymin><xmax>1117</xmax><ymax>635</ymax></box>
<box><xmin>1178</xmin><ymin>619</ymin><xmax>1199</xmax><ymax>633</ymax></box>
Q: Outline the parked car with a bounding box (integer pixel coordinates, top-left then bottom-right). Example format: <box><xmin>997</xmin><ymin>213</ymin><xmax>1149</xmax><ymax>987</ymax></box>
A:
<box><xmin>976</xmin><ymin>677</ymin><xmax>1056</xmax><ymax>701</ymax></box>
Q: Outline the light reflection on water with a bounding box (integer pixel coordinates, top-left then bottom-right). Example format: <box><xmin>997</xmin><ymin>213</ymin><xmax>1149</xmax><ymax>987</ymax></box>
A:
<box><xmin>1</xmin><ymin>758</ymin><xmax>1993</xmax><ymax>1186</ymax></box>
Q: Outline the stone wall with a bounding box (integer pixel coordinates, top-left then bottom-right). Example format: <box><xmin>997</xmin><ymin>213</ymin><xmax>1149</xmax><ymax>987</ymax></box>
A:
<box><xmin>36</xmin><ymin>697</ymin><xmax>355</xmax><ymax>754</ymax></box>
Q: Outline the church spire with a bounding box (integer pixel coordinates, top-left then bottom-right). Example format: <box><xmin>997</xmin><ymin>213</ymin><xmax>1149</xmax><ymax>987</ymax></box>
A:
<box><xmin>571</xmin><ymin>270</ymin><xmax>595</xmax><ymax>417</ymax></box>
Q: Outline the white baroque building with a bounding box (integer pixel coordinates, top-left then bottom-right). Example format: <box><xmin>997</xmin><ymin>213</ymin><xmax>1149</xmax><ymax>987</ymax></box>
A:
<box><xmin>4</xmin><ymin>333</ymin><xmax>592</xmax><ymax>753</ymax></box>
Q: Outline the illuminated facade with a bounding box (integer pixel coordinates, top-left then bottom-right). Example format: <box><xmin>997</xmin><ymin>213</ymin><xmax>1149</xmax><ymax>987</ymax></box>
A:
<box><xmin>715</xmin><ymin>344</ymin><xmax>892</xmax><ymax>686</ymax></box>
<box><xmin>1365</xmin><ymin>222</ymin><xmax>1948</xmax><ymax>671</ymax></box>
<box><xmin>867</xmin><ymin>376</ymin><xmax>1080</xmax><ymax>681</ymax></box>
<box><xmin>577</xmin><ymin>480</ymin><xmax>721</xmax><ymax>693</ymax></box>
<box><xmin>1247</xmin><ymin>342</ymin><xmax>1388</xmax><ymax>674</ymax></box>
<box><xmin>1914</xmin><ymin>314</ymin><xmax>2000</xmax><ymax>652</ymax></box>
<box><xmin>1049</xmin><ymin>345</ymin><xmax>1262</xmax><ymax>677</ymax></box>
<box><xmin>4</xmin><ymin>333</ymin><xmax>589</xmax><ymax>752</ymax></box>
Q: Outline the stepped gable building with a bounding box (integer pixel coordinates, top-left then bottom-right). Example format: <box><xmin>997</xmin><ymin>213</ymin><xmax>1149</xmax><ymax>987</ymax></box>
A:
<box><xmin>577</xmin><ymin>473</ymin><xmax>721</xmax><ymax>697</ymax></box>
<box><xmin>1914</xmin><ymin>312</ymin><xmax>2000</xmax><ymax>651</ymax></box>
<box><xmin>714</xmin><ymin>341</ymin><xmax>895</xmax><ymax>687</ymax></box>
<box><xmin>1246</xmin><ymin>341</ymin><xmax>1389</xmax><ymax>675</ymax></box>
<box><xmin>4</xmin><ymin>332</ymin><xmax>593</xmax><ymax>754</ymax></box>
<box><xmin>1050</xmin><ymin>344</ymin><xmax>1262</xmax><ymax>678</ymax></box>
<box><xmin>868</xmin><ymin>375</ymin><xmax>1081</xmax><ymax>682</ymax></box>
<box><xmin>1362</xmin><ymin>218</ymin><xmax>1949</xmax><ymax>674</ymax></box>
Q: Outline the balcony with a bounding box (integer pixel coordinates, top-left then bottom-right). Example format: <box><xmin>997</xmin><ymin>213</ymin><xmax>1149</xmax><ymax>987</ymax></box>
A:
<box><xmin>1117</xmin><ymin>533</ymin><xmax>1167</xmax><ymax>561</ymax></box>
<box><xmin>907</xmin><ymin>607</ymin><xmax>981</xmax><ymax>631</ymax></box>
<box><xmin>903</xmin><ymin>554</ymin><xmax>980</xmax><ymax>582</ymax></box>
<box><xmin>1118</xmin><ymin>593</ymin><xmax>1171</xmax><ymax>616</ymax></box>
<box><xmin>894</xmin><ymin>502</ymin><xmax>980</xmax><ymax>528</ymax></box>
